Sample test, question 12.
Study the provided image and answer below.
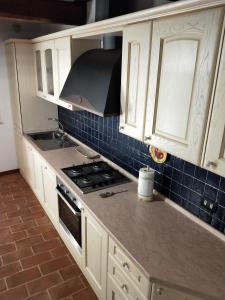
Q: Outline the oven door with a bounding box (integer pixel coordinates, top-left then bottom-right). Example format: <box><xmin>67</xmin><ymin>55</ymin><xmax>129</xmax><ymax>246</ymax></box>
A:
<box><xmin>57</xmin><ymin>187</ymin><xmax>82</xmax><ymax>252</ymax></box>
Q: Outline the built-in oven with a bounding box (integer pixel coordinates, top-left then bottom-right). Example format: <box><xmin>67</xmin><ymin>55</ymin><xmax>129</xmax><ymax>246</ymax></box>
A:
<box><xmin>56</xmin><ymin>178</ymin><xmax>82</xmax><ymax>253</ymax></box>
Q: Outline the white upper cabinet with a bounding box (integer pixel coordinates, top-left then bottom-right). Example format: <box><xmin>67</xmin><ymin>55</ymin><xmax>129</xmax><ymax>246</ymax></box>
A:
<box><xmin>203</xmin><ymin>30</ymin><xmax>225</xmax><ymax>177</ymax></box>
<box><xmin>120</xmin><ymin>22</ymin><xmax>152</xmax><ymax>140</ymax></box>
<box><xmin>54</xmin><ymin>37</ymin><xmax>72</xmax><ymax>99</ymax></box>
<box><xmin>144</xmin><ymin>8</ymin><xmax>223</xmax><ymax>164</ymax></box>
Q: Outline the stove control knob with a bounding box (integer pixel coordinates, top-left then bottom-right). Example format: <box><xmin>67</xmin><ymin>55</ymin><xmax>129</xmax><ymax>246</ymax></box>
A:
<box><xmin>65</xmin><ymin>190</ymin><xmax>70</xmax><ymax>194</ymax></box>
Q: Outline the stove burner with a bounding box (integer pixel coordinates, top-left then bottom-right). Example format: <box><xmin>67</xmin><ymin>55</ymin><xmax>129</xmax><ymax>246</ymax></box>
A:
<box><xmin>71</xmin><ymin>169</ymin><xmax>81</xmax><ymax>175</ymax></box>
<box><xmin>81</xmin><ymin>177</ymin><xmax>91</xmax><ymax>184</ymax></box>
<box><xmin>92</xmin><ymin>164</ymin><xmax>102</xmax><ymax>171</ymax></box>
<box><xmin>102</xmin><ymin>172</ymin><xmax>113</xmax><ymax>179</ymax></box>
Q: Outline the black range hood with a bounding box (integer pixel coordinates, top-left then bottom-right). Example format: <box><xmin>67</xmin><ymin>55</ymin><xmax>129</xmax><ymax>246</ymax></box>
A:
<box><xmin>60</xmin><ymin>35</ymin><xmax>122</xmax><ymax>117</ymax></box>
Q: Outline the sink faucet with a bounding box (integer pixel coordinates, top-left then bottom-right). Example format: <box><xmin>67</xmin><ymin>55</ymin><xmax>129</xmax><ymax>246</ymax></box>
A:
<box><xmin>48</xmin><ymin>118</ymin><xmax>66</xmax><ymax>141</ymax></box>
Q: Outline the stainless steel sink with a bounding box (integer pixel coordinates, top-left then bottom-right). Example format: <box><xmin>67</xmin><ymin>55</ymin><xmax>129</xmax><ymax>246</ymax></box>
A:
<box><xmin>28</xmin><ymin>131</ymin><xmax>78</xmax><ymax>151</ymax></box>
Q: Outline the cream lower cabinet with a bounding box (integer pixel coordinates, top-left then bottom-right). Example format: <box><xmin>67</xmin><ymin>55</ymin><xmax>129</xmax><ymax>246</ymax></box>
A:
<box><xmin>119</xmin><ymin>22</ymin><xmax>152</xmax><ymax>141</ymax></box>
<box><xmin>151</xmin><ymin>283</ymin><xmax>203</xmax><ymax>300</ymax></box>
<box><xmin>42</xmin><ymin>163</ymin><xmax>58</xmax><ymax>229</ymax></box>
<box><xmin>144</xmin><ymin>7</ymin><xmax>223</xmax><ymax>165</ymax></box>
<box><xmin>23</xmin><ymin>139</ymin><xmax>35</xmax><ymax>190</ymax></box>
<box><xmin>33</xmin><ymin>151</ymin><xmax>45</xmax><ymax>204</ymax></box>
<box><xmin>82</xmin><ymin>209</ymin><xmax>108</xmax><ymax>300</ymax></box>
<box><xmin>107</xmin><ymin>275</ymin><xmax>128</xmax><ymax>300</ymax></box>
<box><xmin>203</xmin><ymin>27</ymin><xmax>225</xmax><ymax>177</ymax></box>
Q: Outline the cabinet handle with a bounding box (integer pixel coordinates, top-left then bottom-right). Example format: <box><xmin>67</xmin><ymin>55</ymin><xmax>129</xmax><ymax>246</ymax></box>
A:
<box><xmin>157</xmin><ymin>287</ymin><xmax>163</xmax><ymax>295</ymax></box>
<box><xmin>122</xmin><ymin>262</ymin><xmax>130</xmax><ymax>270</ymax></box>
<box><xmin>206</xmin><ymin>161</ymin><xmax>217</xmax><ymax>168</ymax></box>
<box><xmin>119</xmin><ymin>126</ymin><xmax>124</xmax><ymax>130</ymax></box>
<box><xmin>144</xmin><ymin>136</ymin><xmax>152</xmax><ymax>141</ymax></box>
<box><xmin>121</xmin><ymin>284</ymin><xmax>128</xmax><ymax>294</ymax></box>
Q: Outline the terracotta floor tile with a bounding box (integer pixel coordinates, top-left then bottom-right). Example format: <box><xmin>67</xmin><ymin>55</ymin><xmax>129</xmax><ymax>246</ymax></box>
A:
<box><xmin>6</xmin><ymin>266</ymin><xmax>41</xmax><ymax>288</ymax></box>
<box><xmin>0</xmin><ymin>279</ymin><xmax>6</xmax><ymax>292</ymax></box>
<box><xmin>16</xmin><ymin>235</ymin><xmax>44</xmax><ymax>250</ymax></box>
<box><xmin>0</xmin><ymin>262</ymin><xmax>22</xmax><ymax>279</ymax></box>
<box><xmin>72</xmin><ymin>287</ymin><xmax>98</xmax><ymax>300</ymax></box>
<box><xmin>25</xmin><ymin>291</ymin><xmax>50</xmax><ymax>300</ymax></box>
<box><xmin>27</xmin><ymin>272</ymin><xmax>62</xmax><ymax>295</ymax></box>
<box><xmin>51</xmin><ymin>245</ymin><xmax>69</xmax><ymax>258</ymax></box>
<box><xmin>32</xmin><ymin>239</ymin><xmax>61</xmax><ymax>254</ymax></box>
<box><xmin>48</xmin><ymin>277</ymin><xmax>84</xmax><ymax>300</ymax></box>
<box><xmin>21</xmin><ymin>251</ymin><xmax>52</xmax><ymax>269</ymax></box>
<box><xmin>27</xmin><ymin>223</ymin><xmax>53</xmax><ymax>237</ymax></box>
<box><xmin>2</xmin><ymin>247</ymin><xmax>33</xmax><ymax>265</ymax></box>
<box><xmin>10</xmin><ymin>220</ymin><xmax>37</xmax><ymax>233</ymax></box>
<box><xmin>42</xmin><ymin>228</ymin><xmax>58</xmax><ymax>240</ymax></box>
<box><xmin>60</xmin><ymin>264</ymin><xmax>81</xmax><ymax>281</ymax></box>
<box><xmin>36</xmin><ymin>216</ymin><xmax>51</xmax><ymax>225</ymax></box>
<box><xmin>40</xmin><ymin>255</ymin><xmax>71</xmax><ymax>275</ymax></box>
<box><xmin>0</xmin><ymin>285</ymin><xmax>28</xmax><ymax>300</ymax></box>
<box><xmin>0</xmin><ymin>243</ymin><xmax>16</xmax><ymax>256</ymax></box>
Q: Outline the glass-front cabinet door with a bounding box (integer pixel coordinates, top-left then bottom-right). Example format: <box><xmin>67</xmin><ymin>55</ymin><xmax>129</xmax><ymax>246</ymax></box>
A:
<box><xmin>35</xmin><ymin>50</ymin><xmax>43</xmax><ymax>93</ymax></box>
<box><xmin>44</xmin><ymin>47</ymin><xmax>54</xmax><ymax>97</ymax></box>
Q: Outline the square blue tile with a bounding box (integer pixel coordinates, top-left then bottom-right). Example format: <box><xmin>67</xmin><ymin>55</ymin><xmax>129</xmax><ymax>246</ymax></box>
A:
<box><xmin>206</xmin><ymin>171</ymin><xmax>220</xmax><ymax>188</ymax></box>
<box><xmin>217</xmin><ymin>191</ymin><xmax>225</xmax><ymax>207</ymax></box>
<box><xmin>183</xmin><ymin>161</ymin><xmax>196</xmax><ymax>176</ymax></box>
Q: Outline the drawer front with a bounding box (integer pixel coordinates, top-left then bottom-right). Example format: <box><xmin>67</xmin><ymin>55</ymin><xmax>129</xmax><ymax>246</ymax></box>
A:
<box><xmin>108</xmin><ymin>254</ymin><xmax>147</xmax><ymax>300</ymax></box>
<box><xmin>109</xmin><ymin>238</ymin><xmax>150</xmax><ymax>297</ymax></box>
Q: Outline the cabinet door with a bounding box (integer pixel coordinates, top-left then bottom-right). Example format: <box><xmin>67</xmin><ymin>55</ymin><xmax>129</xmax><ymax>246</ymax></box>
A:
<box><xmin>107</xmin><ymin>275</ymin><xmax>128</xmax><ymax>300</ymax></box>
<box><xmin>54</xmin><ymin>37</ymin><xmax>71</xmax><ymax>98</ymax></box>
<box><xmin>14</xmin><ymin>129</ymin><xmax>25</xmax><ymax>173</ymax></box>
<box><xmin>120</xmin><ymin>22</ymin><xmax>152</xmax><ymax>140</ymax></box>
<box><xmin>5</xmin><ymin>43</ymin><xmax>22</xmax><ymax>132</ymax></box>
<box><xmin>151</xmin><ymin>283</ymin><xmax>203</xmax><ymax>300</ymax></box>
<box><xmin>203</xmin><ymin>30</ymin><xmax>225</xmax><ymax>176</ymax></box>
<box><xmin>144</xmin><ymin>8</ymin><xmax>223</xmax><ymax>164</ymax></box>
<box><xmin>33</xmin><ymin>43</ymin><xmax>45</xmax><ymax>98</ymax></box>
<box><xmin>43</xmin><ymin>41</ymin><xmax>55</xmax><ymax>101</ymax></box>
<box><xmin>33</xmin><ymin>151</ymin><xmax>44</xmax><ymax>204</ymax></box>
<box><xmin>23</xmin><ymin>139</ymin><xmax>35</xmax><ymax>190</ymax></box>
<box><xmin>82</xmin><ymin>210</ymin><xmax>108</xmax><ymax>300</ymax></box>
<box><xmin>42</xmin><ymin>164</ymin><xmax>58</xmax><ymax>229</ymax></box>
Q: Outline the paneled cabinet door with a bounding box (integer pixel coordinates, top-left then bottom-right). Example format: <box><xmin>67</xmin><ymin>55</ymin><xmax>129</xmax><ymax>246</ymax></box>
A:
<box><xmin>5</xmin><ymin>43</ymin><xmax>22</xmax><ymax>132</ymax></box>
<box><xmin>120</xmin><ymin>22</ymin><xmax>152</xmax><ymax>140</ymax></box>
<box><xmin>33</xmin><ymin>151</ymin><xmax>44</xmax><ymax>204</ymax></box>
<box><xmin>107</xmin><ymin>275</ymin><xmax>128</xmax><ymax>300</ymax></box>
<box><xmin>144</xmin><ymin>8</ymin><xmax>223</xmax><ymax>164</ymax></box>
<box><xmin>23</xmin><ymin>139</ymin><xmax>35</xmax><ymax>190</ymax></box>
<box><xmin>42</xmin><ymin>164</ymin><xmax>58</xmax><ymax>229</ymax></box>
<box><xmin>151</xmin><ymin>283</ymin><xmax>203</xmax><ymax>300</ymax></box>
<box><xmin>33</xmin><ymin>43</ymin><xmax>45</xmax><ymax>98</ymax></box>
<box><xmin>203</xmin><ymin>31</ymin><xmax>225</xmax><ymax>177</ymax></box>
<box><xmin>54</xmin><ymin>37</ymin><xmax>71</xmax><ymax>98</ymax></box>
<box><xmin>82</xmin><ymin>210</ymin><xmax>108</xmax><ymax>300</ymax></box>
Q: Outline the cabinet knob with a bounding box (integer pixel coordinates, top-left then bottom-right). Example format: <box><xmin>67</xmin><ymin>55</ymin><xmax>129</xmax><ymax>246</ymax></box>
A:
<box><xmin>121</xmin><ymin>284</ymin><xmax>128</xmax><ymax>294</ymax></box>
<box><xmin>157</xmin><ymin>287</ymin><xmax>163</xmax><ymax>295</ymax></box>
<box><xmin>119</xmin><ymin>125</ymin><xmax>124</xmax><ymax>130</ymax></box>
<box><xmin>206</xmin><ymin>161</ymin><xmax>217</xmax><ymax>168</ymax></box>
<box><xmin>144</xmin><ymin>136</ymin><xmax>151</xmax><ymax>141</ymax></box>
<box><xmin>122</xmin><ymin>262</ymin><xmax>130</xmax><ymax>270</ymax></box>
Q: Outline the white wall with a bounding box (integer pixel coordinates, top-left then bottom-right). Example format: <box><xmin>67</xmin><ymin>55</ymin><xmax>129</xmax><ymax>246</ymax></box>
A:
<box><xmin>0</xmin><ymin>20</ymin><xmax>72</xmax><ymax>172</ymax></box>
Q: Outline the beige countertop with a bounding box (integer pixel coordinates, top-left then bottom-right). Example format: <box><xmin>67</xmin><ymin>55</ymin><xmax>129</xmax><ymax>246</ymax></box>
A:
<box><xmin>25</xmin><ymin>134</ymin><xmax>225</xmax><ymax>300</ymax></box>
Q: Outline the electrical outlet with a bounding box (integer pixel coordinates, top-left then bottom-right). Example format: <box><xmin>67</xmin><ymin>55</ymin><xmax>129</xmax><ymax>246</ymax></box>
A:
<box><xmin>201</xmin><ymin>198</ymin><xmax>217</xmax><ymax>213</ymax></box>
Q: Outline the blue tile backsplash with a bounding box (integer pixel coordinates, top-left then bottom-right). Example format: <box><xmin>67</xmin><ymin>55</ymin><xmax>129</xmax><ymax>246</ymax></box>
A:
<box><xmin>58</xmin><ymin>107</ymin><xmax>225</xmax><ymax>234</ymax></box>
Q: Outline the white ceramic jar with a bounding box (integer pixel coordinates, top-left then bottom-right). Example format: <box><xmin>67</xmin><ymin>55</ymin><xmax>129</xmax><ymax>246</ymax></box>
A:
<box><xmin>138</xmin><ymin>166</ymin><xmax>155</xmax><ymax>201</ymax></box>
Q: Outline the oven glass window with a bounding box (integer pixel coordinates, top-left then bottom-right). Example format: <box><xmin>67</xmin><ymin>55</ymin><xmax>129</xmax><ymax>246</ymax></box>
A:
<box><xmin>58</xmin><ymin>196</ymin><xmax>82</xmax><ymax>248</ymax></box>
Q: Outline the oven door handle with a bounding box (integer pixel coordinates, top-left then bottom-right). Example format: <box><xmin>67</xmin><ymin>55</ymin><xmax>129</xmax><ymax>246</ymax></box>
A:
<box><xmin>56</xmin><ymin>187</ymin><xmax>81</xmax><ymax>217</ymax></box>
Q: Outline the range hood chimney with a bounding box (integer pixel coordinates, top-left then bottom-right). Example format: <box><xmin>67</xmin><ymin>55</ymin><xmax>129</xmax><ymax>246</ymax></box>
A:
<box><xmin>60</xmin><ymin>34</ymin><xmax>122</xmax><ymax>117</ymax></box>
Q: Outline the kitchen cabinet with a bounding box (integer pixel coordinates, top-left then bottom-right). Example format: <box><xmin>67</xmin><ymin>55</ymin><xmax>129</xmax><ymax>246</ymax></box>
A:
<box><xmin>82</xmin><ymin>209</ymin><xmax>108</xmax><ymax>300</ymax></box>
<box><xmin>14</xmin><ymin>129</ymin><xmax>26</xmax><ymax>175</ymax></box>
<box><xmin>42</xmin><ymin>163</ymin><xmax>58</xmax><ymax>229</ymax></box>
<box><xmin>107</xmin><ymin>275</ymin><xmax>128</xmax><ymax>300</ymax></box>
<box><xmin>5</xmin><ymin>40</ymin><xmax>58</xmax><ymax>133</ymax></box>
<box><xmin>120</xmin><ymin>22</ymin><xmax>152</xmax><ymax>140</ymax></box>
<box><xmin>150</xmin><ymin>283</ymin><xmax>203</xmax><ymax>300</ymax></box>
<box><xmin>5</xmin><ymin>42</ymin><xmax>22</xmax><ymax>132</ymax></box>
<box><xmin>144</xmin><ymin>8</ymin><xmax>223</xmax><ymax>164</ymax></box>
<box><xmin>203</xmin><ymin>27</ymin><xmax>225</xmax><ymax>177</ymax></box>
<box><xmin>23</xmin><ymin>138</ymin><xmax>35</xmax><ymax>190</ymax></box>
<box><xmin>33</xmin><ymin>151</ymin><xmax>45</xmax><ymax>204</ymax></box>
<box><xmin>34</xmin><ymin>41</ymin><xmax>56</xmax><ymax>103</ymax></box>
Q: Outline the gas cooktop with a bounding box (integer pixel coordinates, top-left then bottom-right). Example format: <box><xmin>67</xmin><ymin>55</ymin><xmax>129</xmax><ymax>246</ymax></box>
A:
<box><xmin>62</xmin><ymin>161</ymin><xmax>130</xmax><ymax>194</ymax></box>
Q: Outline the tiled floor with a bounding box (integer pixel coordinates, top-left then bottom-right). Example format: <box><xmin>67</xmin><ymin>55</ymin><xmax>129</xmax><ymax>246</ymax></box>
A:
<box><xmin>0</xmin><ymin>172</ymin><xmax>97</xmax><ymax>300</ymax></box>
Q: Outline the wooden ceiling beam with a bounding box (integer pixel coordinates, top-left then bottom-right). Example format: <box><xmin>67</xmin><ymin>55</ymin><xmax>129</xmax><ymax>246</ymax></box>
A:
<box><xmin>0</xmin><ymin>0</ymin><xmax>88</xmax><ymax>25</ymax></box>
